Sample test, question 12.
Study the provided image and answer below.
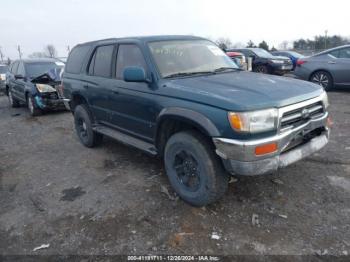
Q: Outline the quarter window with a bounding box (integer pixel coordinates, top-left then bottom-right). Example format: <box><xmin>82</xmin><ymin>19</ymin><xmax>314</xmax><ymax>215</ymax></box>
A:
<box><xmin>116</xmin><ymin>45</ymin><xmax>147</xmax><ymax>79</ymax></box>
<box><xmin>89</xmin><ymin>45</ymin><xmax>114</xmax><ymax>77</ymax></box>
<box><xmin>66</xmin><ymin>45</ymin><xmax>91</xmax><ymax>74</ymax></box>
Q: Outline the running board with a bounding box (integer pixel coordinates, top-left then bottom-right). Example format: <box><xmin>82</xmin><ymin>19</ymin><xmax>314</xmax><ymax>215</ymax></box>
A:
<box><xmin>93</xmin><ymin>125</ymin><xmax>157</xmax><ymax>155</ymax></box>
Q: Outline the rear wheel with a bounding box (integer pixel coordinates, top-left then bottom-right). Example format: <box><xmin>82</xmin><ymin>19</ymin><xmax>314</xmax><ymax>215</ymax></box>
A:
<box><xmin>27</xmin><ymin>94</ymin><xmax>42</xmax><ymax>116</ymax></box>
<box><xmin>74</xmin><ymin>104</ymin><xmax>103</xmax><ymax>147</ymax></box>
<box><xmin>8</xmin><ymin>88</ymin><xmax>20</xmax><ymax>108</ymax></box>
<box><xmin>254</xmin><ymin>65</ymin><xmax>269</xmax><ymax>74</ymax></box>
<box><xmin>164</xmin><ymin>130</ymin><xmax>229</xmax><ymax>206</ymax></box>
<box><xmin>310</xmin><ymin>71</ymin><xmax>333</xmax><ymax>91</ymax></box>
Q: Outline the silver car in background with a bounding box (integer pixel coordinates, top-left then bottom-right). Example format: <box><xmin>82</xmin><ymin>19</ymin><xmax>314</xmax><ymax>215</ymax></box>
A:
<box><xmin>294</xmin><ymin>45</ymin><xmax>350</xmax><ymax>90</ymax></box>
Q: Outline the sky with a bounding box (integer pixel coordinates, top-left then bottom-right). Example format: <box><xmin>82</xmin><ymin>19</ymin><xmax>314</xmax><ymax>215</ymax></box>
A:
<box><xmin>0</xmin><ymin>0</ymin><xmax>349</xmax><ymax>59</ymax></box>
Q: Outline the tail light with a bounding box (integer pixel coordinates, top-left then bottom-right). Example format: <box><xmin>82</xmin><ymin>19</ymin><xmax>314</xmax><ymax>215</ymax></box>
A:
<box><xmin>296</xmin><ymin>59</ymin><xmax>306</xmax><ymax>66</ymax></box>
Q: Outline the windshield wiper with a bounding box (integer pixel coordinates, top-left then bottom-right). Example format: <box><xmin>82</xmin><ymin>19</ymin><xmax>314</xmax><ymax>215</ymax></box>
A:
<box><xmin>213</xmin><ymin>67</ymin><xmax>241</xmax><ymax>73</ymax></box>
<box><xmin>164</xmin><ymin>71</ymin><xmax>215</xmax><ymax>79</ymax></box>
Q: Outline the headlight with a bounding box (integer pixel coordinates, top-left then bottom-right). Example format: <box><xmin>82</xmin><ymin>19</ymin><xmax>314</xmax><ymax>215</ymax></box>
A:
<box><xmin>228</xmin><ymin>108</ymin><xmax>278</xmax><ymax>133</ymax></box>
<box><xmin>320</xmin><ymin>91</ymin><xmax>329</xmax><ymax>108</ymax></box>
<box><xmin>36</xmin><ymin>84</ymin><xmax>56</xmax><ymax>93</ymax></box>
<box><xmin>270</xmin><ymin>60</ymin><xmax>284</xmax><ymax>64</ymax></box>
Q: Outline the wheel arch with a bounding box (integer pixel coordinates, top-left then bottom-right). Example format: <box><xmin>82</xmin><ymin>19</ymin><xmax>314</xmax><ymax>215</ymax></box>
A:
<box><xmin>70</xmin><ymin>92</ymin><xmax>89</xmax><ymax>112</ymax></box>
<box><xmin>155</xmin><ymin>107</ymin><xmax>220</xmax><ymax>156</ymax></box>
<box><xmin>309</xmin><ymin>69</ymin><xmax>334</xmax><ymax>82</ymax></box>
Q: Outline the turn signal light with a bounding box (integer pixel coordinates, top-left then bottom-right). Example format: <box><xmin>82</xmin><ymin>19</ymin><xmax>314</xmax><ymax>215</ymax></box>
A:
<box><xmin>327</xmin><ymin>116</ymin><xmax>333</xmax><ymax>128</ymax></box>
<box><xmin>255</xmin><ymin>143</ymin><xmax>278</xmax><ymax>156</ymax></box>
<box><xmin>228</xmin><ymin>113</ymin><xmax>242</xmax><ymax>130</ymax></box>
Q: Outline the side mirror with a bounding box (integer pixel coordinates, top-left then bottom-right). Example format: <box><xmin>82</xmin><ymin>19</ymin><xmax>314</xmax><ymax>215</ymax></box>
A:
<box><xmin>123</xmin><ymin>67</ymin><xmax>150</xmax><ymax>83</ymax></box>
<box><xmin>15</xmin><ymin>74</ymin><xmax>24</xmax><ymax>79</ymax></box>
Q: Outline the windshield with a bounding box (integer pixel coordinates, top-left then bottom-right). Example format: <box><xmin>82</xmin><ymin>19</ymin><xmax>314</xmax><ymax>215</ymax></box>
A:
<box><xmin>252</xmin><ymin>48</ymin><xmax>274</xmax><ymax>58</ymax></box>
<box><xmin>25</xmin><ymin>62</ymin><xmax>63</xmax><ymax>78</ymax></box>
<box><xmin>0</xmin><ymin>66</ymin><xmax>8</xmax><ymax>73</ymax></box>
<box><xmin>148</xmin><ymin>40</ymin><xmax>238</xmax><ymax>78</ymax></box>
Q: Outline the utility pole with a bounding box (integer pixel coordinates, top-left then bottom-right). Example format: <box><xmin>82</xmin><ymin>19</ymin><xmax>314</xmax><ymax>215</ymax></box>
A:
<box><xmin>17</xmin><ymin>45</ymin><xmax>23</xmax><ymax>59</ymax></box>
<box><xmin>324</xmin><ymin>30</ymin><xmax>328</xmax><ymax>50</ymax></box>
<box><xmin>0</xmin><ymin>46</ymin><xmax>4</xmax><ymax>62</ymax></box>
<box><xmin>67</xmin><ymin>45</ymin><xmax>71</xmax><ymax>54</ymax></box>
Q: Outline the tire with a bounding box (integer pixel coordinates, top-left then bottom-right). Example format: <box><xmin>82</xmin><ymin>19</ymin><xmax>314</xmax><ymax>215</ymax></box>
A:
<box><xmin>164</xmin><ymin>130</ymin><xmax>230</xmax><ymax>206</ymax></box>
<box><xmin>74</xmin><ymin>104</ymin><xmax>103</xmax><ymax>148</ymax></box>
<box><xmin>8</xmin><ymin>88</ymin><xmax>20</xmax><ymax>108</ymax></box>
<box><xmin>254</xmin><ymin>65</ymin><xmax>269</xmax><ymax>74</ymax></box>
<box><xmin>27</xmin><ymin>94</ymin><xmax>42</xmax><ymax>116</ymax></box>
<box><xmin>310</xmin><ymin>71</ymin><xmax>333</xmax><ymax>91</ymax></box>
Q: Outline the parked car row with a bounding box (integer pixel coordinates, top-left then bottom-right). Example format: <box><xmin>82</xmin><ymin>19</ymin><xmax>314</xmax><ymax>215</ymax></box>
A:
<box><xmin>294</xmin><ymin>45</ymin><xmax>350</xmax><ymax>90</ymax></box>
<box><xmin>1</xmin><ymin>35</ymin><xmax>335</xmax><ymax>206</ymax></box>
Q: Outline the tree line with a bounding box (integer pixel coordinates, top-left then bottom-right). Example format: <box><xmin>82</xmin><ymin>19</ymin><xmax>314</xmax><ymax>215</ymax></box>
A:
<box><xmin>215</xmin><ymin>34</ymin><xmax>349</xmax><ymax>52</ymax></box>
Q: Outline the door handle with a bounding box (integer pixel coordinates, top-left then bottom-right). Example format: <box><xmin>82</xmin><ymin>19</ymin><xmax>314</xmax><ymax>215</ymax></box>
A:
<box><xmin>83</xmin><ymin>85</ymin><xmax>89</xmax><ymax>89</ymax></box>
<box><xmin>112</xmin><ymin>90</ymin><xmax>119</xmax><ymax>95</ymax></box>
<box><xmin>328</xmin><ymin>61</ymin><xmax>336</xmax><ymax>64</ymax></box>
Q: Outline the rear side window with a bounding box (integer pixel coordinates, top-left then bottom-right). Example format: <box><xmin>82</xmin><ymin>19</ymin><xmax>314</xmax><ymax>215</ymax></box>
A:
<box><xmin>116</xmin><ymin>45</ymin><xmax>147</xmax><ymax>79</ymax></box>
<box><xmin>88</xmin><ymin>45</ymin><xmax>114</xmax><ymax>77</ymax></box>
<box><xmin>66</xmin><ymin>45</ymin><xmax>91</xmax><ymax>74</ymax></box>
<box><xmin>338</xmin><ymin>48</ymin><xmax>350</xmax><ymax>59</ymax></box>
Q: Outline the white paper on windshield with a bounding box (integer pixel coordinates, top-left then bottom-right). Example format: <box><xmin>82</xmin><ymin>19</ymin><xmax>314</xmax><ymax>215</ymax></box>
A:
<box><xmin>207</xmin><ymin>45</ymin><xmax>225</xmax><ymax>56</ymax></box>
<box><xmin>55</xmin><ymin>62</ymin><xmax>65</xmax><ymax>66</ymax></box>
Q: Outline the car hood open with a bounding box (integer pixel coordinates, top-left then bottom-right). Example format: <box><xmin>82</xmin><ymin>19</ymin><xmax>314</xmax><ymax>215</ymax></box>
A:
<box><xmin>31</xmin><ymin>68</ymin><xmax>62</xmax><ymax>84</ymax></box>
<box><xmin>159</xmin><ymin>71</ymin><xmax>324</xmax><ymax>111</ymax></box>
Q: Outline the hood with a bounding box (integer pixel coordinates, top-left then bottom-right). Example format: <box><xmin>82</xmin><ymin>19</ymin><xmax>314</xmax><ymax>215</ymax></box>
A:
<box><xmin>31</xmin><ymin>68</ymin><xmax>62</xmax><ymax>84</ymax></box>
<box><xmin>159</xmin><ymin>71</ymin><xmax>323</xmax><ymax>111</ymax></box>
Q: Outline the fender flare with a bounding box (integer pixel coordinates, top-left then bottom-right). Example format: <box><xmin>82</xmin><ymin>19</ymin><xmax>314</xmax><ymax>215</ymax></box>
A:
<box><xmin>155</xmin><ymin>107</ymin><xmax>221</xmax><ymax>138</ymax></box>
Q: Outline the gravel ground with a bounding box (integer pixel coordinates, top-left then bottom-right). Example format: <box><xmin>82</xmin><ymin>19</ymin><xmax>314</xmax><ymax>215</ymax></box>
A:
<box><xmin>0</xmin><ymin>90</ymin><xmax>349</xmax><ymax>257</ymax></box>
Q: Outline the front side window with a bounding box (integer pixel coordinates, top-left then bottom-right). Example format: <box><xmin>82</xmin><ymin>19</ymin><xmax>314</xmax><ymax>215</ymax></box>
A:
<box><xmin>89</xmin><ymin>45</ymin><xmax>114</xmax><ymax>77</ymax></box>
<box><xmin>148</xmin><ymin>40</ymin><xmax>237</xmax><ymax>78</ymax></box>
<box><xmin>116</xmin><ymin>45</ymin><xmax>147</xmax><ymax>79</ymax></box>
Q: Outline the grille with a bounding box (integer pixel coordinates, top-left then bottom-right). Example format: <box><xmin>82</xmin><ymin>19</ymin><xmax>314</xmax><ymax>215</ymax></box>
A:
<box><xmin>280</xmin><ymin>101</ymin><xmax>324</xmax><ymax>130</ymax></box>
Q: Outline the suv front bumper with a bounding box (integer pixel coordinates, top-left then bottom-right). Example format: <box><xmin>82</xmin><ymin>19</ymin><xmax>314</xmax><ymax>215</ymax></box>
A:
<box><xmin>213</xmin><ymin>112</ymin><xmax>329</xmax><ymax>176</ymax></box>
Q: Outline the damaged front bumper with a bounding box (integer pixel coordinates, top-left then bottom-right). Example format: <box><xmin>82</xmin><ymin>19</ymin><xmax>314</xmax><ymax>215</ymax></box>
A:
<box><xmin>34</xmin><ymin>93</ymin><xmax>66</xmax><ymax>111</ymax></box>
<box><xmin>213</xmin><ymin>112</ymin><xmax>330</xmax><ymax>176</ymax></box>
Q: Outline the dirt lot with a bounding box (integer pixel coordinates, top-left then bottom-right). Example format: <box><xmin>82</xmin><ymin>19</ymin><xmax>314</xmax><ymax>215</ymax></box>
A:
<box><xmin>0</xmin><ymin>91</ymin><xmax>349</xmax><ymax>257</ymax></box>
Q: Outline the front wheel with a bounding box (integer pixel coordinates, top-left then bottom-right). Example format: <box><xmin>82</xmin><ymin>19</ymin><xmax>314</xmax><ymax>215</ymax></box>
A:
<box><xmin>254</xmin><ymin>65</ymin><xmax>269</xmax><ymax>74</ymax></box>
<box><xmin>164</xmin><ymin>131</ymin><xmax>229</xmax><ymax>206</ymax></box>
<box><xmin>27</xmin><ymin>94</ymin><xmax>42</xmax><ymax>116</ymax></box>
<box><xmin>310</xmin><ymin>71</ymin><xmax>333</xmax><ymax>91</ymax></box>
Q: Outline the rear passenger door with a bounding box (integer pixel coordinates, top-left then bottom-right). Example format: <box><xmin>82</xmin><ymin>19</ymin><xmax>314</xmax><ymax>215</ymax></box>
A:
<box><xmin>84</xmin><ymin>44</ymin><xmax>116</xmax><ymax>123</ymax></box>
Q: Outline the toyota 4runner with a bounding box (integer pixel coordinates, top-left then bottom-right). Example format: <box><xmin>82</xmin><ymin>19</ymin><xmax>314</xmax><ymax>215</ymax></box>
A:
<box><xmin>62</xmin><ymin>36</ymin><xmax>330</xmax><ymax>206</ymax></box>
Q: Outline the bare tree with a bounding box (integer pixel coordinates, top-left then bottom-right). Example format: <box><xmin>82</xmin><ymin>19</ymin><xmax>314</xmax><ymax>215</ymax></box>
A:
<box><xmin>278</xmin><ymin>41</ymin><xmax>289</xmax><ymax>50</ymax></box>
<box><xmin>44</xmin><ymin>44</ymin><xmax>57</xmax><ymax>58</ymax></box>
<box><xmin>215</xmin><ymin>37</ymin><xmax>232</xmax><ymax>50</ymax></box>
<box><xmin>28</xmin><ymin>52</ymin><xmax>47</xmax><ymax>58</ymax></box>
